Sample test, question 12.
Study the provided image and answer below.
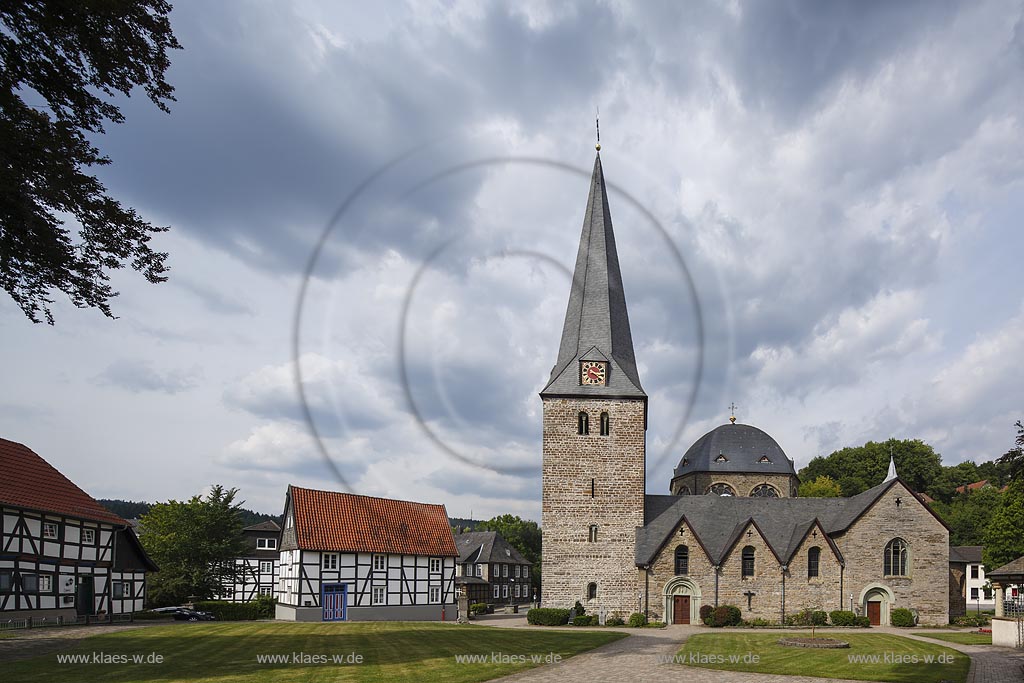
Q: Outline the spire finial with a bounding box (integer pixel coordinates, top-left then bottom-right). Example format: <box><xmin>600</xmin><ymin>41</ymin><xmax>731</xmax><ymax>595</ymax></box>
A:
<box><xmin>884</xmin><ymin>441</ymin><xmax>898</xmax><ymax>482</ymax></box>
<box><xmin>595</xmin><ymin>107</ymin><xmax>601</xmax><ymax>151</ymax></box>
<box><xmin>728</xmin><ymin>402</ymin><xmax>738</xmax><ymax>424</ymax></box>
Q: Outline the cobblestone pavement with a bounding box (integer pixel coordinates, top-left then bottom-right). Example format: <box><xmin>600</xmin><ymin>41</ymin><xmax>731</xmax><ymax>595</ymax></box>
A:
<box><xmin>0</xmin><ymin>621</ymin><xmax>167</xmax><ymax>662</ymax></box>
<box><xmin>474</xmin><ymin>616</ymin><xmax>1024</xmax><ymax>683</ymax></box>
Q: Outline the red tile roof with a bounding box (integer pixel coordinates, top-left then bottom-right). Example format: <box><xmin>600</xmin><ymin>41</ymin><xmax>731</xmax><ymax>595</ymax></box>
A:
<box><xmin>0</xmin><ymin>438</ymin><xmax>128</xmax><ymax>525</ymax></box>
<box><xmin>290</xmin><ymin>486</ymin><xmax>458</xmax><ymax>556</ymax></box>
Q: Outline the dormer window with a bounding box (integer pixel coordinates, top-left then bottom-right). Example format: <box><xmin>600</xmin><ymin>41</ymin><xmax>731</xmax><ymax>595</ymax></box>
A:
<box><xmin>714</xmin><ymin>453</ymin><xmax>728</xmax><ymax>463</ymax></box>
<box><xmin>758</xmin><ymin>456</ymin><xmax>772</xmax><ymax>464</ymax></box>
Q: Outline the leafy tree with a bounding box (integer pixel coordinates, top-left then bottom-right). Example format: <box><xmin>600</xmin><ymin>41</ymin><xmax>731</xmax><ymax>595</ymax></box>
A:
<box><xmin>798</xmin><ymin>439</ymin><xmax>943</xmax><ymax>496</ymax></box>
<box><xmin>983</xmin><ymin>480</ymin><xmax>1024</xmax><ymax>571</ymax></box>
<box><xmin>930</xmin><ymin>486</ymin><xmax>1004</xmax><ymax>546</ymax></box>
<box><xmin>1</xmin><ymin>1</ymin><xmax>180</xmax><ymax>323</ymax></box>
<box><xmin>798</xmin><ymin>475</ymin><xmax>842</xmax><ymax>498</ymax></box>
<box><xmin>997</xmin><ymin>421</ymin><xmax>1024</xmax><ymax>484</ymax></box>
<box><xmin>476</xmin><ymin>514</ymin><xmax>541</xmax><ymax>596</ymax></box>
<box><xmin>926</xmin><ymin>461</ymin><xmax>982</xmax><ymax>504</ymax></box>
<box><xmin>139</xmin><ymin>485</ymin><xmax>248</xmax><ymax>607</ymax></box>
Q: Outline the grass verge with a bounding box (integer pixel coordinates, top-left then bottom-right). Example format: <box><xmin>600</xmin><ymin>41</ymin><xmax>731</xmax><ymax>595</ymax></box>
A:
<box><xmin>914</xmin><ymin>631</ymin><xmax>992</xmax><ymax>646</ymax></box>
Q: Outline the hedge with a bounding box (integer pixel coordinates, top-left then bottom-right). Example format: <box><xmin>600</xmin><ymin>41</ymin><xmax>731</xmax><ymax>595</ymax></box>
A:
<box><xmin>527</xmin><ymin>608</ymin><xmax>570</xmax><ymax>626</ymax></box>
<box><xmin>699</xmin><ymin>604</ymin><xmax>714</xmax><ymax>624</ymax></box>
<box><xmin>710</xmin><ymin>605</ymin><xmax>742</xmax><ymax>627</ymax></box>
<box><xmin>193</xmin><ymin>596</ymin><xmax>276</xmax><ymax>621</ymax></box>
<box><xmin>829</xmin><ymin>610</ymin><xmax>857</xmax><ymax>626</ymax></box>
<box><xmin>605</xmin><ymin>616</ymin><xmax>625</xmax><ymax>626</ymax></box>
<box><xmin>786</xmin><ymin>608</ymin><xmax>827</xmax><ymax>626</ymax></box>
<box><xmin>890</xmin><ymin>608</ymin><xmax>915</xmax><ymax>627</ymax></box>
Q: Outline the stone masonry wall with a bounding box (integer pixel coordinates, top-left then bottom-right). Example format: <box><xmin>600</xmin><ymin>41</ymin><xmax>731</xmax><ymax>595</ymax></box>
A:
<box><xmin>671</xmin><ymin>472</ymin><xmax>799</xmax><ymax>497</ymax></box>
<box><xmin>542</xmin><ymin>397</ymin><xmax>646</xmax><ymax>616</ymax></box>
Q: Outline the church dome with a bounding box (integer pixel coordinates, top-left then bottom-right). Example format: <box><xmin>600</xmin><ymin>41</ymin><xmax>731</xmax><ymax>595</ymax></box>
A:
<box><xmin>673</xmin><ymin>423</ymin><xmax>796</xmax><ymax>478</ymax></box>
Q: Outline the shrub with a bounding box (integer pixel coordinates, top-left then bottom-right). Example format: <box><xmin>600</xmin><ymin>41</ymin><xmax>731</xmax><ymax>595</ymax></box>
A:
<box><xmin>785</xmin><ymin>608</ymin><xmax>828</xmax><ymax>626</ymax></box>
<box><xmin>854</xmin><ymin>616</ymin><xmax>871</xmax><ymax>627</ymax></box>
<box><xmin>192</xmin><ymin>597</ymin><xmax>276</xmax><ymax>621</ymax></box>
<box><xmin>572</xmin><ymin>615</ymin><xmax>592</xmax><ymax>626</ymax></box>
<box><xmin>890</xmin><ymin>608</ymin><xmax>915</xmax><ymax>627</ymax></box>
<box><xmin>573</xmin><ymin>600</ymin><xmax>586</xmax><ymax>616</ymax></box>
<box><xmin>741</xmin><ymin>617</ymin><xmax>776</xmax><ymax>627</ymax></box>
<box><xmin>627</xmin><ymin>612</ymin><xmax>648</xmax><ymax>627</ymax></box>
<box><xmin>699</xmin><ymin>604</ymin><xmax>714</xmax><ymax>625</ymax></box>
<box><xmin>711</xmin><ymin>605</ymin><xmax>743</xmax><ymax>627</ymax></box>
<box><xmin>829</xmin><ymin>610</ymin><xmax>857</xmax><ymax>626</ymax></box>
<box><xmin>952</xmin><ymin>614</ymin><xmax>990</xmax><ymax>627</ymax></box>
<box><xmin>527</xmin><ymin>608</ymin><xmax>570</xmax><ymax>626</ymax></box>
<box><xmin>605</xmin><ymin>616</ymin><xmax>625</xmax><ymax>626</ymax></box>
<box><xmin>470</xmin><ymin>603</ymin><xmax>490</xmax><ymax>615</ymax></box>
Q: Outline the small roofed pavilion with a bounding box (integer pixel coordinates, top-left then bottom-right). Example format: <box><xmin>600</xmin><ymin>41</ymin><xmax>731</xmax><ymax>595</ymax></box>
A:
<box><xmin>988</xmin><ymin>556</ymin><xmax>1024</xmax><ymax>617</ymax></box>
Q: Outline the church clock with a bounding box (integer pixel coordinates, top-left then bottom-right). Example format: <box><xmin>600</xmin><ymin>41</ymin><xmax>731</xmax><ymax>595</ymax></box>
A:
<box><xmin>580</xmin><ymin>361</ymin><xmax>607</xmax><ymax>385</ymax></box>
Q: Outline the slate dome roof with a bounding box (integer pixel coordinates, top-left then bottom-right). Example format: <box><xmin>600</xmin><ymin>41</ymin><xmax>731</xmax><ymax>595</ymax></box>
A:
<box><xmin>672</xmin><ymin>423</ymin><xmax>797</xmax><ymax>478</ymax></box>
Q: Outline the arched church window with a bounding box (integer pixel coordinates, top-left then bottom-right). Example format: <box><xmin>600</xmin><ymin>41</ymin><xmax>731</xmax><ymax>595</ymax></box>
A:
<box><xmin>884</xmin><ymin>538</ymin><xmax>908</xmax><ymax>576</ymax></box>
<box><xmin>677</xmin><ymin>485</ymin><xmax>691</xmax><ymax>495</ymax></box>
<box><xmin>750</xmin><ymin>484</ymin><xmax>780</xmax><ymax>498</ymax></box>
<box><xmin>577</xmin><ymin>412</ymin><xmax>589</xmax><ymax>435</ymax></box>
<box><xmin>588</xmin><ymin>525</ymin><xmax>598</xmax><ymax>543</ymax></box>
<box><xmin>742</xmin><ymin>546</ymin><xmax>755</xmax><ymax>577</ymax></box>
<box><xmin>675</xmin><ymin>545</ymin><xmax>689</xmax><ymax>575</ymax></box>
<box><xmin>808</xmin><ymin>546</ymin><xmax>820</xmax><ymax>578</ymax></box>
<box><xmin>706</xmin><ymin>482</ymin><xmax>735</xmax><ymax>496</ymax></box>
<box><xmin>599</xmin><ymin>412</ymin><xmax>610</xmax><ymax>436</ymax></box>
<box><xmin>587</xmin><ymin>582</ymin><xmax>597</xmax><ymax>600</ymax></box>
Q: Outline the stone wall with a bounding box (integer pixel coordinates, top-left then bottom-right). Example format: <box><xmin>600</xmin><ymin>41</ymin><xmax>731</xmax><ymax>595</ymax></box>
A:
<box><xmin>948</xmin><ymin>563</ymin><xmax>966</xmax><ymax>619</ymax></box>
<box><xmin>644</xmin><ymin>518</ymin><xmax>716</xmax><ymax>623</ymax></box>
<box><xmin>671</xmin><ymin>472</ymin><xmax>799</xmax><ymax>497</ymax></box>
<box><xmin>541</xmin><ymin>397</ymin><xmax>646</xmax><ymax>616</ymax></box>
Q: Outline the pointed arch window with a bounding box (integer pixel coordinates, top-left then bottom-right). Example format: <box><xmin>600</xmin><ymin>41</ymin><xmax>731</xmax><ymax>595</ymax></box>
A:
<box><xmin>741</xmin><ymin>546</ymin><xmax>755</xmax><ymax>578</ymax></box>
<box><xmin>577</xmin><ymin>412</ymin><xmax>589</xmax><ymax>435</ymax></box>
<box><xmin>675</xmin><ymin>545</ymin><xmax>689</xmax><ymax>575</ymax></box>
<box><xmin>599</xmin><ymin>412</ymin><xmax>610</xmax><ymax>436</ymax></box>
<box><xmin>884</xmin><ymin>538</ymin><xmax>908</xmax><ymax>576</ymax></box>
<box><xmin>587</xmin><ymin>582</ymin><xmax>597</xmax><ymax>600</ymax></box>
<box><xmin>808</xmin><ymin>546</ymin><xmax>820</xmax><ymax>578</ymax></box>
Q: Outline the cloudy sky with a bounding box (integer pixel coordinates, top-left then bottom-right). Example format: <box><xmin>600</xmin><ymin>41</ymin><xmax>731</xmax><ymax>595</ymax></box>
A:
<box><xmin>4</xmin><ymin>0</ymin><xmax>1024</xmax><ymax>521</ymax></box>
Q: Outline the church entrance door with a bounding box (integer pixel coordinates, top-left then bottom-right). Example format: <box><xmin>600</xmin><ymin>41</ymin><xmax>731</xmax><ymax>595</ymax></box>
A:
<box><xmin>673</xmin><ymin>595</ymin><xmax>690</xmax><ymax>624</ymax></box>
<box><xmin>867</xmin><ymin>601</ymin><xmax>881</xmax><ymax>626</ymax></box>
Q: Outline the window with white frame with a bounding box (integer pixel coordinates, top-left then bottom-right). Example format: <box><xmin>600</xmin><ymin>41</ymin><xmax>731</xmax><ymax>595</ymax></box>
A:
<box><xmin>260</xmin><ymin>561</ymin><xmax>274</xmax><ymax>573</ymax></box>
<box><xmin>502</xmin><ymin>564</ymin><xmax>508</xmax><ymax>577</ymax></box>
<box><xmin>476</xmin><ymin>564</ymin><xmax>482</xmax><ymax>577</ymax></box>
<box><xmin>429</xmin><ymin>586</ymin><xmax>441</xmax><ymax>603</ymax></box>
<box><xmin>502</xmin><ymin>584</ymin><xmax>509</xmax><ymax>598</ymax></box>
<box><xmin>514</xmin><ymin>584</ymin><xmax>520</xmax><ymax>597</ymax></box>
<box><xmin>38</xmin><ymin>575</ymin><xmax>52</xmax><ymax>593</ymax></box>
<box><xmin>112</xmin><ymin>581</ymin><xmax>126</xmax><ymax>599</ymax></box>
<box><xmin>259</xmin><ymin>586</ymin><xmax>273</xmax><ymax>596</ymax></box>
<box><xmin>492</xmin><ymin>563</ymin><xmax>498</xmax><ymax>576</ymax></box>
<box><xmin>372</xmin><ymin>586</ymin><xmax>385</xmax><ymax>605</ymax></box>
<box><xmin>373</xmin><ymin>554</ymin><xmax>386</xmax><ymax>571</ymax></box>
<box><xmin>524</xmin><ymin>566</ymin><xmax>529</xmax><ymax>578</ymax></box>
<box><xmin>429</xmin><ymin>557</ymin><xmax>441</xmax><ymax>573</ymax></box>
<box><xmin>82</xmin><ymin>529</ymin><xmax>95</xmax><ymax>544</ymax></box>
<box><xmin>257</xmin><ymin>538</ymin><xmax>277</xmax><ymax>550</ymax></box>
<box><xmin>43</xmin><ymin>522</ymin><xmax>58</xmax><ymax>539</ymax></box>
<box><xmin>514</xmin><ymin>565</ymin><xmax>520</xmax><ymax>578</ymax></box>
<box><xmin>493</xmin><ymin>584</ymin><xmax>500</xmax><ymax>599</ymax></box>
<box><xmin>323</xmin><ymin>553</ymin><xmax>338</xmax><ymax>570</ymax></box>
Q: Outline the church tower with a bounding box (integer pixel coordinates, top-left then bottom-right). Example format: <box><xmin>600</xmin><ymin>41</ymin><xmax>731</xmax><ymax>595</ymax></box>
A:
<box><xmin>540</xmin><ymin>152</ymin><xmax>646</xmax><ymax>614</ymax></box>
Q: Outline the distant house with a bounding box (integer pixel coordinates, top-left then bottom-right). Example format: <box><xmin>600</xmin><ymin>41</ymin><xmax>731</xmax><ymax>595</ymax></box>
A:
<box><xmin>950</xmin><ymin>545</ymin><xmax>992</xmax><ymax>614</ymax></box>
<box><xmin>454</xmin><ymin>531</ymin><xmax>533</xmax><ymax>605</ymax></box>
<box><xmin>218</xmin><ymin>520</ymin><xmax>281</xmax><ymax>602</ymax></box>
<box><xmin>954</xmin><ymin>480</ymin><xmax>1008</xmax><ymax>495</ymax></box>
<box><xmin>276</xmin><ymin>486</ymin><xmax>458</xmax><ymax>621</ymax></box>
<box><xmin>0</xmin><ymin>438</ymin><xmax>157</xmax><ymax>622</ymax></box>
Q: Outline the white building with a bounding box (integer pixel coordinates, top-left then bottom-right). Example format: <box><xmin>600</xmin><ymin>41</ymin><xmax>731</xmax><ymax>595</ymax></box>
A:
<box><xmin>218</xmin><ymin>520</ymin><xmax>281</xmax><ymax>602</ymax></box>
<box><xmin>276</xmin><ymin>486</ymin><xmax>458</xmax><ymax>621</ymax></box>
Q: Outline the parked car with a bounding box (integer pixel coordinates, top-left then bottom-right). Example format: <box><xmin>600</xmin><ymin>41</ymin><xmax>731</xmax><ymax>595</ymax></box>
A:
<box><xmin>170</xmin><ymin>608</ymin><xmax>216</xmax><ymax>621</ymax></box>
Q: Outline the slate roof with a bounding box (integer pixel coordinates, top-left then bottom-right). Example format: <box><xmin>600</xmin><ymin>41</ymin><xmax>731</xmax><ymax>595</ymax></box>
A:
<box><xmin>243</xmin><ymin>520</ymin><xmax>282</xmax><ymax>533</ymax></box>
<box><xmin>949</xmin><ymin>545</ymin><xmax>983</xmax><ymax>564</ymax></box>
<box><xmin>288</xmin><ymin>486</ymin><xmax>458</xmax><ymax>556</ymax></box>
<box><xmin>541</xmin><ymin>153</ymin><xmax>645</xmax><ymax>399</ymax></box>
<box><xmin>0</xmin><ymin>437</ymin><xmax>128</xmax><ymax>526</ymax></box>
<box><xmin>636</xmin><ymin>478</ymin><xmax>934</xmax><ymax>567</ymax></box>
<box><xmin>672</xmin><ymin>423</ymin><xmax>797</xmax><ymax>479</ymax></box>
<box><xmin>989</xmin><ymin>556</ymin><xmax>1024</xmax><ymax>581</ymax></box>
<box><xmin>455</xmin><ymin>531</ymin><xmax>532</xmax><ymax>565</ymax></box>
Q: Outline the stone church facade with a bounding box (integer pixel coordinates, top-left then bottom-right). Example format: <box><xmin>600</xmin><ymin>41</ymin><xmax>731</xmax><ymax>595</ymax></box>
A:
<box><xmin>540</xmin><ymin>150</ymin><xmax>951</xmax><ymax>626</ymax></box>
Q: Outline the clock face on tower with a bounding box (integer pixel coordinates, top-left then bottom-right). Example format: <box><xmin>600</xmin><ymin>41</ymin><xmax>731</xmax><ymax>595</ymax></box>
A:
<box><xmin>580</xmin><ymin>361</ymin><xmax>607</xmax><ymax>385</ymax></box>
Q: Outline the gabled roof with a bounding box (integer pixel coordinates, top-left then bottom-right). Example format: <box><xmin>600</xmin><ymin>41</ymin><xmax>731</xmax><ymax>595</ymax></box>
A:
<box><xmin>243</xmin><ymin>520</ymin><xmax>282</xmax><ymax>533</ymax></box>
<box><xmin>989</xmin><ymin>556</ymin><xmax>1024</xmax><ymax>581</ymax></box>
<box><xmin>541</xmin><ymin>153</ymin><xmax>645</xmax><ymax>399</ymax></box>
<box><xmin>287</xmin><ymin>486</ymin><xmax>458</xmax><ymax>557</ymax></box>
<box><xmin>949</xmin><ymin>546</ymin><xmax>983</xmax><ymax>563</ymax></box>
<box><xmin>454</xmin><ymin>531</ymin><xmax>531</xmax><ymax>565</ymax></box>
<box><xmin>0</xmin><ymin>437</ymin><xmax>128</xmax><ymax>526</ymax></box>
<box><xmin>637</xmin><ymin>478</ymin><xmax>934</xmax><ymax>567</ymax></box>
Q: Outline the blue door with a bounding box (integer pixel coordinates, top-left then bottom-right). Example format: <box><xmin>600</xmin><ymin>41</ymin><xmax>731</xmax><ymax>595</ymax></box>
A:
<box><xmin>322</xmin><ymin>583</ymin><xmax>347</xmax><ymax>621</ymax></box>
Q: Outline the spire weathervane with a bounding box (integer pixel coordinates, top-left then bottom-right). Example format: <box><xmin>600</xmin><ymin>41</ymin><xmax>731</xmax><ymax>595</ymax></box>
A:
<box><xmin>595</xmin><ymin>107</ymin><xmax>601</xmax><ymax>151</ymax></box>
<box><xmin>728</xmin><ymin>402</ymin><xmax>738</xmax><ymax>424</ymax></box>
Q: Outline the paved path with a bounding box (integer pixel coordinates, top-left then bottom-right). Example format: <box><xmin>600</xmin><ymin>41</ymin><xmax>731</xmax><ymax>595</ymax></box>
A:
<box><xmin>0</xmin><ymin>622</ymin><xmax>166</xmax><ymax>662</ymax></box>
<box><xmin>474</xmin><ymin>616</ymin><xmax>1024</xmax><ymax>683</ymax></box>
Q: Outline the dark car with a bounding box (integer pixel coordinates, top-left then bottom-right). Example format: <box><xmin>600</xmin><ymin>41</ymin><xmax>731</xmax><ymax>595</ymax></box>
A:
<box><xmin>170</xmin><ymin>608</ymin><xmax>216</xmax><ymax>621</ymax></box>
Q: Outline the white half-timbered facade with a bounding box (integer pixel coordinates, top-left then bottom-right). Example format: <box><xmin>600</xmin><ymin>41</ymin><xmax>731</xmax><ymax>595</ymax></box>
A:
<box><xmin>0</xmin><ymin>438</ymin><xmax>157</xmax><ymax>622</ymax></box>
<box><xmin>218</xmin><ymin>520</ymin><xmax>281</xmax><ymax>602</ymax></box>
<box><xmin>276</xmin><ymin>486</ymin><xmax>458</xmax><ymax>621</ymax></box>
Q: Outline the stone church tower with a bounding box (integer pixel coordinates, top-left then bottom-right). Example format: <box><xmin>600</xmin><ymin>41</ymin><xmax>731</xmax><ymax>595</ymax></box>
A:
<box><xmin>540</xmin><ymin>152</ymin><xmax>646</xmax><ymax>615</ymax></box>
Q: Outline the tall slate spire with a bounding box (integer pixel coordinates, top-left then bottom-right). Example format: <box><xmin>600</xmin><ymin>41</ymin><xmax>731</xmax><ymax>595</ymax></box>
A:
<box><xmin>541</xmin><ymin>153</ymin><xmax>645</xmax><ymax>398</ymax></box>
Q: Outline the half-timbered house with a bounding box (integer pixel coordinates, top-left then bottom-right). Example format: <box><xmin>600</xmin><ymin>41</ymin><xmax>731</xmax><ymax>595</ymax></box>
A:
<box><xmin>454</xmin><ymin>531</ymin><xmax>533</xmax><ymax>605</ymax></box>
<box><xmin>0</xmin><ymin>438</ymin><xmax>158</xmax><ymax>622</ymax></box>
<box><xmin>276</xmin><ymin>485</ymin><xmax>458</xmax><ymax>621</ymax></box>
<box><xmin>218</xmin><ymin>520</ymin><xmax>281</xmax><ymax>602</ymax></box>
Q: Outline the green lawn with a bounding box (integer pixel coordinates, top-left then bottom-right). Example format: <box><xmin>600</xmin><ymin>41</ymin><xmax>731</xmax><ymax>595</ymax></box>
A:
<box><xmin>676</xmin><ymin>632</ymin><xmax>969</xmax><ymax>683</ymax></box>
<box><xmin>915</xmin><ymin>631</ymin><xmax>992</xmax><ymax>646</ymax></box>
<box><xmin>5</xmin><ymin>621</ymin><xmax>624</xmax><ymax>683</ymax></box>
